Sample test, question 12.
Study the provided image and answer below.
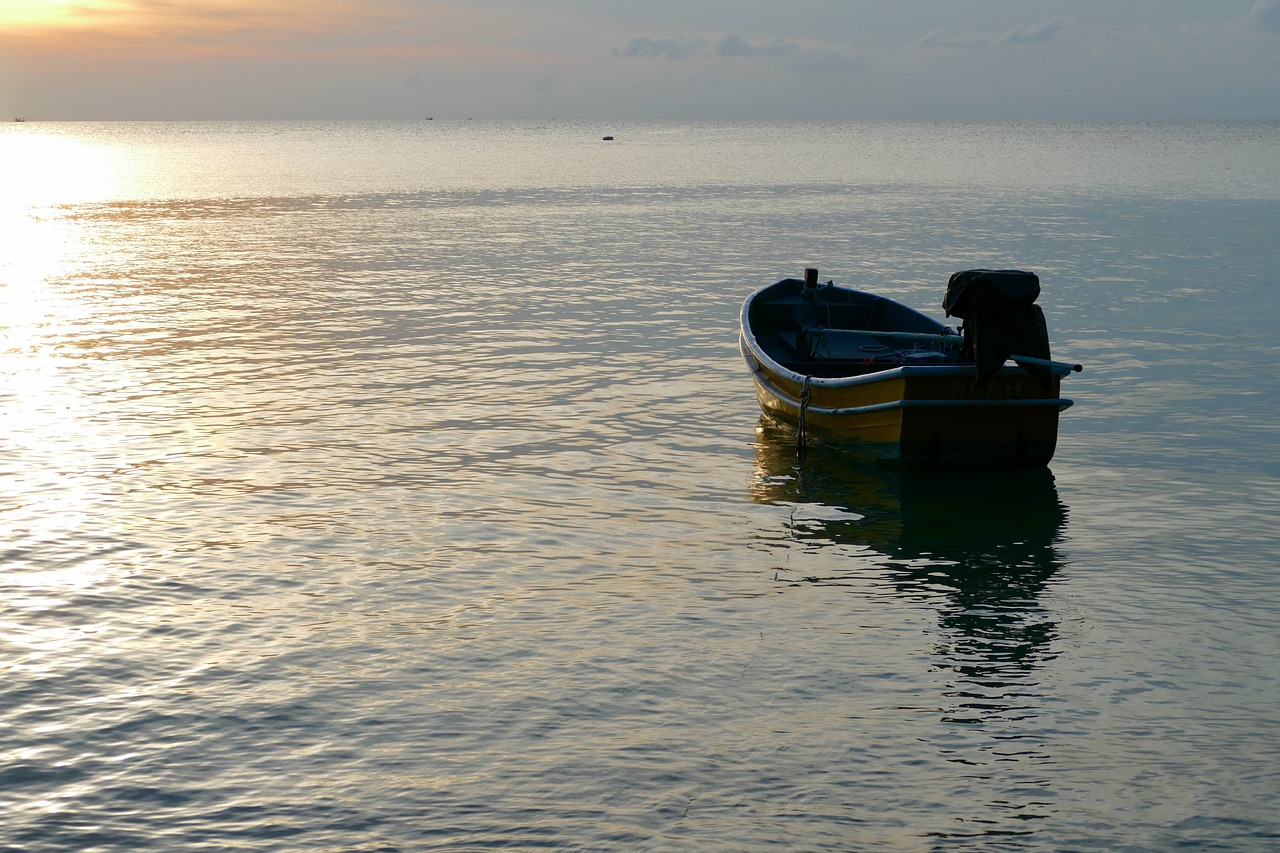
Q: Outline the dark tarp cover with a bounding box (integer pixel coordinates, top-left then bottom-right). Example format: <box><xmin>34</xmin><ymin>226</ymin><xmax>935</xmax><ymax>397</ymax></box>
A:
<box><xmin>944</xmin><ymin>269</ymin><xmax>1052</xmax><ymax>387</ymax></box>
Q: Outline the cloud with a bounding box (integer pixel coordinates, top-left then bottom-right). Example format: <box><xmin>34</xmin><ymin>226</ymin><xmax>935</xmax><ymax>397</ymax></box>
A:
<box><xmin>613</xmin><ymin>36</ymin><xmax>707</xmax><ymax>60</ymax></box>
<box><xmin>613</xmin><ymin>33</ymin><xmax>799</xmax><ymax>61</ymax></box>
<box><xmin>718</xmin><ymin>34</ymin><xmax>865</xmax><ymax>74</ymax></box>
<box><xmin>916</xmin><ymin>18</ymin><xmax>1061</xmax><ymax>49</ymax></box>
<box><xmin>1000</xmin><ymin>18</ymin><xmax>1061</xmax><ymax>46</ymax></box>
<box><xmin>1242</xmin><ymin>0</ymin><xmax>1280</xmax><ymax>33</ymax></box>
<box><xmin>613</xmin><ymin>32</ymin><xmax>863</xmax><ymax>74</ymax></box>
<box><xmin>717</xmin><ymin>33</ymin><xmax>796</xmax><ymax>59</ymax></box>
<box><xmin>915</xmin><ymin>28</ymin><xmax>988</xmax><ymax>49</ymax></box>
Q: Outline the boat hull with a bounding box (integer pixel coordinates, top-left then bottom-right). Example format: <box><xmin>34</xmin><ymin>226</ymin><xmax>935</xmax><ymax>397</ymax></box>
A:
<box><xmin>740</xmin><ymin>278</ymin><xmax>1073</xmax><ymax>467</ymax></box>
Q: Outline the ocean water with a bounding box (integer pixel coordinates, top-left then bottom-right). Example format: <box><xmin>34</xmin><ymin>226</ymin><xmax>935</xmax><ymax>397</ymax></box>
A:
<box><xmin>1</xmin><ymin>120</ymin><xmax>1278</xmax><ymax>852</ymax></box>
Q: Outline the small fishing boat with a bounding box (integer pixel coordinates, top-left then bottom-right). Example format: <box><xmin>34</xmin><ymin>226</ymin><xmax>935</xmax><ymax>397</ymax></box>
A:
<box><xmin>739</xmin><ymin>268</ymin><xmax>1081</xmax><ymax>467</ymax></box>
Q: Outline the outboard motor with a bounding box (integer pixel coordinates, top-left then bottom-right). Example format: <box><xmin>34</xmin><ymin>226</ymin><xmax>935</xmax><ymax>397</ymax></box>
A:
<box><xmin>944</xmin><ymin>269</ymin><xmax>1053</xmax><ymax>387</ymax></box>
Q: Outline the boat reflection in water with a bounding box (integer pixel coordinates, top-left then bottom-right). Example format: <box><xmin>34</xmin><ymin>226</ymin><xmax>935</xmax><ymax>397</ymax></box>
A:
<box><xmin>750</xmin><ymin>419</ymin><xmax>1070</xmax><ymax>724</ymax></box>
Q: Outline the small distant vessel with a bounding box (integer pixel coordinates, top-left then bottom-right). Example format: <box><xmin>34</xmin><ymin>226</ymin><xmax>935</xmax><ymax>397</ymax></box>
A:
<box><xmin>602</xmin><ymin>135</ymin><xmax>614</xmax><ymax>141</ymax></box>
<box><xmin>13</xmin><ymin>117</ymin><xmax>25</xmax><ymax>122</ymax></box>
<box><xmin>740</xmin><ymin>268</ymin><xmax>1081</xmax><ymax>467</ymax></box>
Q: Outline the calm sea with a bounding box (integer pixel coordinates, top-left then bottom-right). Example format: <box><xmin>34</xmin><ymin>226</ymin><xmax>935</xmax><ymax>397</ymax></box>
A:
<box><xmin>2</xmin><ymin>120</ymin><xmax>1278</xmax><ymax>852</ymax></box>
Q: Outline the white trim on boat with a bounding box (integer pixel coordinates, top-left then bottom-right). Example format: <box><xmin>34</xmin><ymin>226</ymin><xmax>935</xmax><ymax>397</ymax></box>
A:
<box><xmin>748</xmin><ymin>364</ymin><xmax>1073</xmax><ymax>417</ymax></box>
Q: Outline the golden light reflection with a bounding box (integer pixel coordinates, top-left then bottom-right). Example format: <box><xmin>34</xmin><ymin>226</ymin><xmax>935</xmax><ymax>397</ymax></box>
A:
<box><xmin>0</xmin><ymin>291</ymin><xmax>134</xmax><ymax>609</ymax></box>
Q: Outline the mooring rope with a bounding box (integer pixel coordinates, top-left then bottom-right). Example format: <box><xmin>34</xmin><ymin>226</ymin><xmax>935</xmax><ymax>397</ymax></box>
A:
<box><xmin>797</xmin><ymin>375</ymin><xmax>812</xmax><ymax>459</ymax></box>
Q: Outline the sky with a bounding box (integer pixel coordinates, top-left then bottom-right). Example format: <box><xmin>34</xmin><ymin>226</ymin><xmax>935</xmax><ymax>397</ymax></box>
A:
<box><xmin>2</xmin><ymin>0</ymin><xmax>1279</xmax><ymax>121</ymax></box>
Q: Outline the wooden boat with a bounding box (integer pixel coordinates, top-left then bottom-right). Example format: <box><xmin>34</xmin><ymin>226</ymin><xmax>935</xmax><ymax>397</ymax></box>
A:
<box><xmin>739</xmin><ymin>268</ymin><xmax>1080</xmax><ymax>467</ymax></box>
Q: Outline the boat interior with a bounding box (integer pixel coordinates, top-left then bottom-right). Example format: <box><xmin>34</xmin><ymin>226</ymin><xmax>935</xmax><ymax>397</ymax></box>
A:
<box><xmin>749</xmin><ymin>279</ymin><xmax>963</xmax><ymax>378</ymax></box>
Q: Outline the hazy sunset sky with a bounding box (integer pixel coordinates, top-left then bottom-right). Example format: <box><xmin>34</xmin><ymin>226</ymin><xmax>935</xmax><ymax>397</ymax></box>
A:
<box><xmin>3</xmin><ymin>1</ymin><xmax>1279</xmax><ymax>121</ymax></box>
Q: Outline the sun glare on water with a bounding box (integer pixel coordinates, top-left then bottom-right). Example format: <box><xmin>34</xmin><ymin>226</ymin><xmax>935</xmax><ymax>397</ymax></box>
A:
<box><xmin>1</xmin><ymin>126</ymin><xmax>146</xmax><ymax>613</ymax></box>
<box><xmin>0</xmin><ymin>130</ymin><xmax>133</xmax><ymax>220</ymax></box>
